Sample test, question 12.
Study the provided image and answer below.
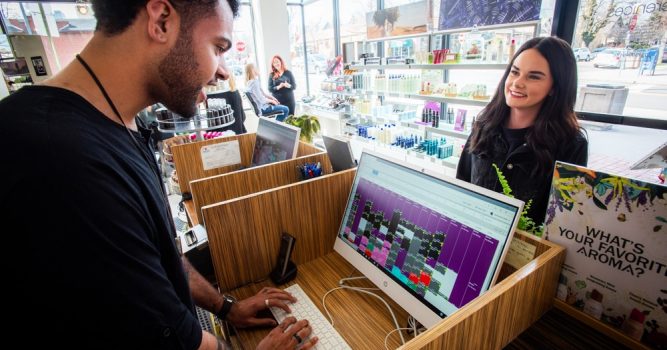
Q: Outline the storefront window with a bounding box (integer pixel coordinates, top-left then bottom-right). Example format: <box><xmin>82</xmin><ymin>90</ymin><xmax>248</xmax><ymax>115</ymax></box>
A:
<box><xmin>538</xmin><ymin>0</ymin><xmax>557</xmax><ymax>36</ymax></box>
<box><xmin>41</xmin><ymin>3</ymin><xmax>95</xmax><ymax>68</ymax></box>
<box><xmin>572</xmin><ymin>0</ymin><xmax>667</xmax><ymax>120</ymax></box>
<box><xmin>287</xmin><ymin>5</ymin><xmax>307</xmax><ymax>98</ymax></box>
<box><xmin>339</xmin><ymin>0</ymin><xmax>375</xmax><ymax>43</ymax></box>
<box><xmin>0</xmin><ymin>2</ymin><xmax>46</xmax><ymax>35</ymax></box>
<box><xmin>227</xmin><ymin>4</ymin><xmax>256</xmax><ymax>90</ymax></box>
<box><xmin>304</xmin><ymin>0</ymin><xmax>335</xmax><ymax>96</ymax></box>
<box><xmin>0</xmin><ymin>2</ymin><xmax>95</xmax><ymax>75</ymax></box>
<box><xmin>0</xmin><ymin>35</ymin><xmax>13</xmax><ymax>59</ymax></box>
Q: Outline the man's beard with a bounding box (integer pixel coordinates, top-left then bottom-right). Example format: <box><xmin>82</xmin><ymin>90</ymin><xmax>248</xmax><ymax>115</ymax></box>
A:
<box><xmin>157</xmin><ymin>32</ymin><xmax>202</xmax><ymax>119</ymax></box>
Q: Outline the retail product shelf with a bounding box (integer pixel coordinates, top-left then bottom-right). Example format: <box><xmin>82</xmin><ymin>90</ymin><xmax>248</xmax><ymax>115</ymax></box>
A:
<box><xmin>319</xmin><ymin>90</ymin><xmax>371</xmax><ymax>97</ymax></box>
<box><xmin>375</xmin><ymin>91</ymin><xmax>489</xmax><ymax>107</ymax></box>
<box><xmin>350</xmin><ymin>63</ymin><xmax>506</xmax><ymax>70</ymax></box>
<box><xmin>406</xmin><ymin>149</ymin><xmax>460</xmax><ymax>169</ymax></box>
<box><xmin>350</xmin><ymin>134</ymin><xmax>461</xmax><ymax>170</ymax></box>
<box><xmin>426</xmin><ymin>125</ymin><xmax>471</xmax><ymax>139</ymax></box>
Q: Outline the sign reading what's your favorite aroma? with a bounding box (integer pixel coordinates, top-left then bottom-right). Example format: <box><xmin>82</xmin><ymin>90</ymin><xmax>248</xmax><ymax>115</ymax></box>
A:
<box><xmin>545</xmin><ymin>162</ymin><xmax>666</xmax><ymax>348</ymax></box>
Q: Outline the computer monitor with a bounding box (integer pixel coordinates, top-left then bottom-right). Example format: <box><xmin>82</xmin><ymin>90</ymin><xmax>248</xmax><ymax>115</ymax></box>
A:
<box><xmin>630</xmin><ymin>141</ymin><xmax>667</xmax><ymax>170</ymax></box>
<box><xmin>333</xmin><ymin>151</ymin><xmax>524</xmax><ymax>328</ymax></box>
<box><xmin>322</xmin><ymin>135</ymin><xmax>357</xmax><ymax>172</ymax></box>
<box><xmin>251</xmin><ymin>118</ymin><xmax>301</xmax><ymax>167</ymax></box>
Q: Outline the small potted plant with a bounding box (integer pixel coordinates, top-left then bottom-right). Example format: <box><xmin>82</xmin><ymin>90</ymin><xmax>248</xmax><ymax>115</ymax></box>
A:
<box><xmin>285</xmin><ymin>114</ymin><xmax>321</xmax><ymax>143</ymax></box>
<box><xmin>492</xmin><ymin>164</ymin><xmax>543</xmax><ymax>236</ymax></box>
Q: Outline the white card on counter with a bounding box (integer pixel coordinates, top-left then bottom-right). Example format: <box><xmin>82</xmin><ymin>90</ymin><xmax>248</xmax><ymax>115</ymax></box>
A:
<box><xmin>505</xmin><ymin>237</ymin><xmax>537</xmax><ymax>270</ymax></box>
<box><xmin>200</xmin><ymin>140</ymin><xmax>241</xmax><ymax>170</ymax></box>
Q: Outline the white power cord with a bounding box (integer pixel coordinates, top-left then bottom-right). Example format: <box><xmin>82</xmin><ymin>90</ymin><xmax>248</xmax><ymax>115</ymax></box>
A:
<box><xmin>338</xmin><ymin>275</ymin><xmax>378</xmax><ymax>286</ymax></box>
<box><xmin>407</xmin><ymin>316</ymin><xmax>422</xmax><ymax>336</ymax></box>
<box><xmin>384</xmin><ymin>328</ymin><xmax>413</xmax><ymax>350</ymax></box>
<box><xmin>321</xmin><ymin>276</ymin><xmax>407</xmax><ymax>345</ymax></box>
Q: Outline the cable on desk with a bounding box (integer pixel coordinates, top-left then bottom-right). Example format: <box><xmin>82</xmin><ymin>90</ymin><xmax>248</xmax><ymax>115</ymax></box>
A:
<box><xmin>338</xmin><ymin>275</ymin><xmax>380</xmax><ymax>288</ymax></box>
<box><xmin>384</xmin><ymin>328</ymin><xmax>413</xmax><ymax>350</ymax></box>
<box><xmin>407</xmin><ymin>315</ymin><xmax>424</xmax><ymax>336</ymax></box>
<box><xmin>321</xmin><ymin>285</ymin><xmax>407</xmax><ymax>345</ymax></box>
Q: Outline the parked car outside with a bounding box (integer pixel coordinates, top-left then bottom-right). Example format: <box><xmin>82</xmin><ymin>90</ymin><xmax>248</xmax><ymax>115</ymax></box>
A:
<box><xmin>593</xmin><ymin>49</ymin><xmax>622</xmax><ymax>68</ymax></box>
<box><xmin>591</xmin><ymin>47</ymin><xmax>607</xmax><ymax>59</ymax></box>
<box><xmin>573</xmin><ymin>47</ymin><xmax>591</xmax><ymax>61</ymax></box>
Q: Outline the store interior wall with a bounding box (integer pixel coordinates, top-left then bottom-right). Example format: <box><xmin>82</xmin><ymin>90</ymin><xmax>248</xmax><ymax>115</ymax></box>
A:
<box><xmin>251</xmin><ymin>0</ymin><xmax>291</xmax><ymax>82</ymax></box>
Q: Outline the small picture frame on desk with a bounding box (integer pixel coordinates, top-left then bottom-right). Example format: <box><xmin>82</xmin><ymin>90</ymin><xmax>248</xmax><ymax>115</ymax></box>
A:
<box><xmin>454</xmin><ymin>109</ymin><xmax>467</xmax><ymax>132</ymax></box>
<box><xmin>30</xmin><ymin>56</ymin><xmax>47</xmax><ymax>76</ymax></box>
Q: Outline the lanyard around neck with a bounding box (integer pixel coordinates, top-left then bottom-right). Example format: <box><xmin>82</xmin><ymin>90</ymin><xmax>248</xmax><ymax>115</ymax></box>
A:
<box><xmin>76</xmin><ymin>54</ymin><xmax>181</xmax><ymax>238</ymax></box>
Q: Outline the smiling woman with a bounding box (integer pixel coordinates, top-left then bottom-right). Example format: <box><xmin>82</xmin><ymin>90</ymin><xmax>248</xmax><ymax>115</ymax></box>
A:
<box><xmin>457</xmin><ymin>36</ymin><xmax>589</xmax><ymax>228</ymax></box>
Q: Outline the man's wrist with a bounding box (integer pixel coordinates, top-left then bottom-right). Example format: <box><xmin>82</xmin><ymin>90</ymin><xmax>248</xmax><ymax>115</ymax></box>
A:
<box><xmin>215</xmin><ymin>294</ymin><xmax>236</xmax><ymax>320</ymax></box>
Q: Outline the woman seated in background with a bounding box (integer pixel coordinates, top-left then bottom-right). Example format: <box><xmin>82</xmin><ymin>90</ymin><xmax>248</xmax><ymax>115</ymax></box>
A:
<box><xmin>268</xmin><ymin>55</ymin><xmax>297</xmax><ymax>117</ymax></box>
<box><xmin>456</xmin><ymin>36</ymin><xmax>588</xmax><ymax>227</ymax></box>
<box><xmin>245</xmin><ymin>63</ymin><xmax>289</xmax><ymax>122</ymax></box>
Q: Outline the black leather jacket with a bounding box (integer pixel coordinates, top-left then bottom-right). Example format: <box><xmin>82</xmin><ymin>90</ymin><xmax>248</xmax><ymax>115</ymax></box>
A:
<box><xmin>456</xmin><ymin>130</ymin><xmax>588</xmax><ymax>225</ymax></box>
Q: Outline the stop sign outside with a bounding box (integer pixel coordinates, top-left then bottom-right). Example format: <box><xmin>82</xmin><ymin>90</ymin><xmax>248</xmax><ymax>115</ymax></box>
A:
<box><xmin>236</xmin><ymin>41</ymin><xmax>246</xmax><ymax>52</ymax></box>
<box><xmin>629</xmin><ymin>14</ymin><xmax>638</xmax><ymax>32</ymax></box>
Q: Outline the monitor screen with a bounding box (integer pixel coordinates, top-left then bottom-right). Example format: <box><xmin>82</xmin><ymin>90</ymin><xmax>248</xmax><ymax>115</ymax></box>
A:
<box><xmin>334</xmin><ymin>151</ymin><xmax>523</xmax><ymax>328</ymax></box>
<box><xmin>322</xmin><ymin>135</ymin><xmax>356</xmax><ymax>172</ymax></box>
<box><xmin>251</xmin><ymin>118</ymin><xmax>301</xmax><ymax>167</ymax></box>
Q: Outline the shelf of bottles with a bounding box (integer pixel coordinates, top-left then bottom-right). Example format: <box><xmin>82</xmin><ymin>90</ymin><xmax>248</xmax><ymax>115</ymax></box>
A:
<box><xmin>347</xmin><ymin>67</ymin><xmax>492</xmax><ymax>108</ymax></box>
<box><xmin>349</xmin><ymin>63</ymin><xmax>507</xmax><ymax>70</ymax></box>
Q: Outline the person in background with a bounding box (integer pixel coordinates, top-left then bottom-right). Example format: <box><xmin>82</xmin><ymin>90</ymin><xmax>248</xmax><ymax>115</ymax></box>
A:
<box><xmin>245</xmin><ymin>63</ymin><xmax>289</xmax><ymax>121</ymax></box>
<box><xmin>211</xmin><ymin>74</ymin><xmax>247</xmax><ymax>134</ymax></box>
<box><xmin>0</xmin><ymin>0</ymin><xmax>316</xmax><ymax>349</ymax></box>
<box><xmin>268</xmin><ymin>55</ymin><xmax>297</xmax><ymax>117</ymax></box>
<box><xmin>456</xmin><ymin>36</ymin><xmax>588</xmax><ymax>227</ymax></box>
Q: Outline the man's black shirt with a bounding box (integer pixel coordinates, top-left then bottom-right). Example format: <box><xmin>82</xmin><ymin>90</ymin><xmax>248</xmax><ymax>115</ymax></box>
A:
<box><xmin>1</xmin><ymin>86</ymin><xmax>201</xmax><ymax>349</ymax></box>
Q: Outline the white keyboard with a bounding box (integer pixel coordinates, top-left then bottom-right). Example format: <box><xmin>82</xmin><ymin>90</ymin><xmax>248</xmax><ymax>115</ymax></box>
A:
<box><xmin>270</xmin><ymin>284</ymin><xmax>351</xmax><ymax>350</ymax></box>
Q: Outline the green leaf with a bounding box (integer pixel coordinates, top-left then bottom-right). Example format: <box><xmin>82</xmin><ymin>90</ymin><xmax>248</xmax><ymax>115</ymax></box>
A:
<box><xmin>492</xmin><ymin>164</ymin><xmax>513</xmax><ymax>197</ymax></box>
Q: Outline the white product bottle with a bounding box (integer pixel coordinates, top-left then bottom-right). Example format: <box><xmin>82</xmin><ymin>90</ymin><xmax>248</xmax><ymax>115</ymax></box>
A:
<box><xmin>583</xmin><ymin>289</ymin><xmax>604</xmax><ymax>320</ymax></box>
<box><xmin>621</xmin><ymin>308</ymin><xmax>645</xmax><ymax>341</ymax></box>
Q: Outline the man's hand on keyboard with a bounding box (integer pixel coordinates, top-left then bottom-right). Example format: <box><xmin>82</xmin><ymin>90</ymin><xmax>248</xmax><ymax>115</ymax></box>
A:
<box><xmin>228</xmin><ymin>287</ymin><xmax>297</xmax><ymax>328</ymax></box>
<box><xmin>256</xmin><ymin>316</ymin><xmax>318</xmax><ymax>350</ymax></box>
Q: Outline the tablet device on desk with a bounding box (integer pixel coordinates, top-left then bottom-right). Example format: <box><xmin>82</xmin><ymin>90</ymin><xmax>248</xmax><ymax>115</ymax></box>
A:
<box><xmin>630</xmin><ymin>141</ymin><xmax>667</xmax><ymax>170</ymax></box>
<box><xmin>251</xmin><ymin>118</ymin><xmax>301</xmax><ymax>167</ymax></box>
<box><xmin>322</xmin><ymin>135</ymin><xmax>357</xmax><ymax>172</ymax></box>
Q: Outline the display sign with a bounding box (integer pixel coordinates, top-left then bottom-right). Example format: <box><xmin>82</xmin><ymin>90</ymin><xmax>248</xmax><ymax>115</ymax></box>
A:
<box><xmin>366</xmin><ymin>1</ymin><xmax>428</xmax><ymax>40</ymax></box>
<box><xmin>30</xmin><ymin>56</ymin><xmax>47</xmax><ymax>76</ymax></box>
<box><xmin>438</xmin><ymin>0</ymin><xmax>542</xmax><ymax>31</ymax></box>
<box><xmin>545</xmin><ymin>162</ymin><xmax>666</xmax><ymax>348</ymax></box>
<box><xmin>200</xmin><ymin>140</ymin><xmax>241</xmax><ymax>171</ymax></box>
<box><xmin>629</xmin><ymin>14</ymin><xmax>638</xmax><ymax>32</ymax></box>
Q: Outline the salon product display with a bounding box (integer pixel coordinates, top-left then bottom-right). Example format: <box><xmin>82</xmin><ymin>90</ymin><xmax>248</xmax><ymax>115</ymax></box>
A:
<box><xmin>156</xmin><ymin>99</ymin><xmax>234</xmax><ymax>132</ymax></box>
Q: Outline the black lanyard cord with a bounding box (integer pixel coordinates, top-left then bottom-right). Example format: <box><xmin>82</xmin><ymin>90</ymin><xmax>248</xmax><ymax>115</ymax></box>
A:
<box><xmin>75</xmin><ymin>54</ymin><xmax>179</xmax><ymax>238</ymax></box>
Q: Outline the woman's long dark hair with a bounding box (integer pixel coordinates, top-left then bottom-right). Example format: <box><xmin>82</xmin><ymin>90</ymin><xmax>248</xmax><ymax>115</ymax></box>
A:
<box><xmin>469</xmin><ymin>36</ymin><xmax>581</xmax><ymax>177</ymax></box>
